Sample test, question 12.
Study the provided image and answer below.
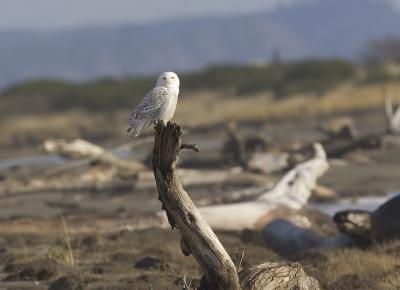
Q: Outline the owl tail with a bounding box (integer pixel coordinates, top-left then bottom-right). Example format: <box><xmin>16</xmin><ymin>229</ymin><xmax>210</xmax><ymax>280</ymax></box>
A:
<box><xmin>127</xmin><ymin>117</ymin><xmax>152</xmax><ymax>138</ymax></box>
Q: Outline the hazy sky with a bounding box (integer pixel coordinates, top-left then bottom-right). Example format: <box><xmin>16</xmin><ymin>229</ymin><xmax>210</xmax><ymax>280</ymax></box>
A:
<box><xmin>0</xmin><ymin>0</ymin><xmax>307</xmax><ymax>30</ymax></box>
<box><xmin>0</xmin><ymin>0</ymin><xmax>399</xmax><ymax>30</ymax></box>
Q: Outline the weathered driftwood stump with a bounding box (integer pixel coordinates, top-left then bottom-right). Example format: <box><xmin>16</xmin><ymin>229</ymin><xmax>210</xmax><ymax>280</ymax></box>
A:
<box><xmin>239</xmin><ymin>262</ymin><xmax>319</xmax><ymax>290</ymax></box>
<box><xmin>152</xmin><ymin>122</ymin><xmax>320</xmax><ymax>290</ymax></box>
<box><xmin>153</xmin><ymin>122</ymin><xmax>240</xmax><ymax>290</ymax></box>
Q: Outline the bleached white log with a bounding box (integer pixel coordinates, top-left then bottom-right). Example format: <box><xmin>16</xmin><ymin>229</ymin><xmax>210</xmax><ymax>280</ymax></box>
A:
<box><xmin>247</xmin><ymin>152</ymin><xmax>289</xmax><ymax>174</ymax></box>
<box><xmin>197</xmin><ymin>143</ymin><xmax>329</xmax><ymax>230</ymax></box>
<box><xmin>43</xmin><ymin>138</ymin><xmax>145</xmax><ymax>172</ymax></box>
<box><xmin>43</xmin><ymin>139</ymin><xmax>105</xmax><ymax>159</ymax></box>
<box><xmin>385</xmin><ymin>94</ymin><xmax>400</xmax><ymax>135</ymax></box>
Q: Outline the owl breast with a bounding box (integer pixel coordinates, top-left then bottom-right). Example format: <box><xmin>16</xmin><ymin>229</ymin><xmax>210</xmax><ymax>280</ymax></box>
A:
<box><xmin>158</xmin><ymin>91</ymin><xmax>178</xmax><ymax>122</ymax></box>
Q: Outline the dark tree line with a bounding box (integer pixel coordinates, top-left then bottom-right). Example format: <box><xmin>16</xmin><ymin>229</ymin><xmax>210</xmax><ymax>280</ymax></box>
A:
<box><xmin>363</xmin><ymin>36</ymin><xmax>400</xmax><ymax>64</ymax></box>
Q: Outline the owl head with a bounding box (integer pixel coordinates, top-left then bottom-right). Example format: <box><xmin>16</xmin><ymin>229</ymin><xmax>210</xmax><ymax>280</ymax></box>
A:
<box><xmin>157</xmin><ymin>71</ymin><xmax>180</xmax><ymax>88</ymax></box>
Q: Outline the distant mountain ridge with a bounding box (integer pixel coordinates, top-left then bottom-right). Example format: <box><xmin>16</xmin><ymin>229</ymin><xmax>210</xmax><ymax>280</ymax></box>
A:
<box><xmin>0</xmin><ymin>0</ymin><xmax>399</xmax><ymax>88</ymax></box>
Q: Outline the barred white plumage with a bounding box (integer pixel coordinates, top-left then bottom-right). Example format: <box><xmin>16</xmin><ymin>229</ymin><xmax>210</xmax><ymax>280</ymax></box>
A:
<box><xmin>127</xmin><ymin>72</ymin><xmax>180</xmax><ymax>137</ymax></box>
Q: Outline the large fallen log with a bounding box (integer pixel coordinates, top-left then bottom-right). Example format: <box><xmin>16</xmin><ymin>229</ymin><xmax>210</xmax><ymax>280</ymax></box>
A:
<box><xmin>152</xmin><ymin>121</ymin><xmax>319</xmax><ymax>290</ymax></box>
<box><xmin>261</xmin><ymin>219</ymin><xmax>351</xmax><ymax>256</ymax></box>
<box><xmin>196</xmin><ymin>143</ymin><xmax>329</xmax><ymax>230</ymax></box>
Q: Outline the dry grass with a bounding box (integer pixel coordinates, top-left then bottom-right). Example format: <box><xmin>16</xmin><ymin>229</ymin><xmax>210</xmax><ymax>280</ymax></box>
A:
<box><xmin>60</xmin><ymin>214</ymin><xmax>75</xmax><ymax>267</ymax></box>
<box><xmin>177</xmin><ymin>81</ymin><xmax>400</xmax><ymax>126</ymax></box>
<box><xmin>300</xmin><ymin>241</ymin><xmax>400</xmax><ymax>290</ymax></box>
<box><xmin>1</xmin><ymin>80</ymin><xmax>400</xmax><ymax>152</ymax></box>
<box><xmin>1</xmin><ymin>226</ymin><xmax>399</xmax><ymax>289</ymax></box>
<box><xmin>0</xmin><ymin>110</ymin><xmax>130</xmax><ymax>152</ymax></box>
<box><xmin>325</xmin><ymin>248</ymin><xmax>399</xmax><ymax>289</ymax></box>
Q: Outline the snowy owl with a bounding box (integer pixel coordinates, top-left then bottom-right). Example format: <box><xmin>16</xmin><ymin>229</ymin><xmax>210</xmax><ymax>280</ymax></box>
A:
<box><xmin>127</xmin><ymin>72</ymin><xmax>180</xmax><ymax>137</ymax></box>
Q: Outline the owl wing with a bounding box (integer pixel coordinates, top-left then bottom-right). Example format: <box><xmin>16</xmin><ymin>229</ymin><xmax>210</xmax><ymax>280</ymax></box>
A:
<box><xmin>133</xmin><ymin>86</ymin><xmax>169</xmax><ymax>118</ymax></box>
<box><xmin>127</xmin><ymin>86</ymin><xmax>169</xmax><ymax>136</ymax></box>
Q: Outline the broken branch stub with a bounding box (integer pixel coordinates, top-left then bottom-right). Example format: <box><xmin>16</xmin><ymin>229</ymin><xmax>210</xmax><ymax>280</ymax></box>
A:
<box><xmin>152</xmin><ymin>122</ymin><xmax>241</xmax><ymax>290</ymax></box>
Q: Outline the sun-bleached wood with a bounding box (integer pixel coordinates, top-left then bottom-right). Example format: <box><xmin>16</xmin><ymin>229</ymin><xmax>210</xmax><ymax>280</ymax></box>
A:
<box><xmin>152</xmin><ymin>121</ymin><xmax>241</xmax><ymax>290</ymax></box>
<box><xmin>197</xmin><ymin>143</ymin><xmax>329</xmax><ymax>230</ymax></box>
<box><xmin>152</xmin><ymin>121</ymin><xmax>320</xmax><ymax>290</ymax></box>
<box><xmin>239</xmin><ymin>262</ymin><xmax>320</xmax><ymax>290</ymax></box>
<box><xmin>385</xmin><ymin>94</ymin><xmax>400</xmax><ymax>135</ymax></box>
<box><xmin>43</xmin><ymin>138</ymin><xmax>145</xmax><ymax>171</ymax></box>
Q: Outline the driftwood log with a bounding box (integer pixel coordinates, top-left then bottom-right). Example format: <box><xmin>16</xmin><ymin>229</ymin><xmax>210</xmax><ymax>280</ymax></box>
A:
<box><xmin>0</xmin><ymin>138</ymin><xmax>148</xmax><ymax>198</ymax></box>
<box><xmin>333</xmin><ymin>194</ymin><xmax>400</xmax><ymax>247</ymax></box>
<box><xmin>385</xmin><ymin>94</ymin><xmax>400</xmax><ymax>135</ymax></box>
<box><xmin>197</xmin><ymin>143</ymin><xmax>329</xmax><ymax>231</ymax></box>
<box><xmin>43</xmin><ymin>138</ymin><xmax>145</xmax><ymax>172</ymax></box>
<box><xmin>152</xmin><ymin>121</ymin><xmax>319</xmax><ymax>290</ymax></box>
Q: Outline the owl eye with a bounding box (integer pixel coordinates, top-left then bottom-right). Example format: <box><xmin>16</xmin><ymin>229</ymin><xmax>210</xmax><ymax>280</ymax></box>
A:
<box><xmin>162</xmin><ymin>77</ymin><xmax>166</xmax><ymax>80</ymax></box>
<box><xmin>171</xmin><ymin>76</ymin><xmax>175</xmax><ymax>79</ymax></box>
